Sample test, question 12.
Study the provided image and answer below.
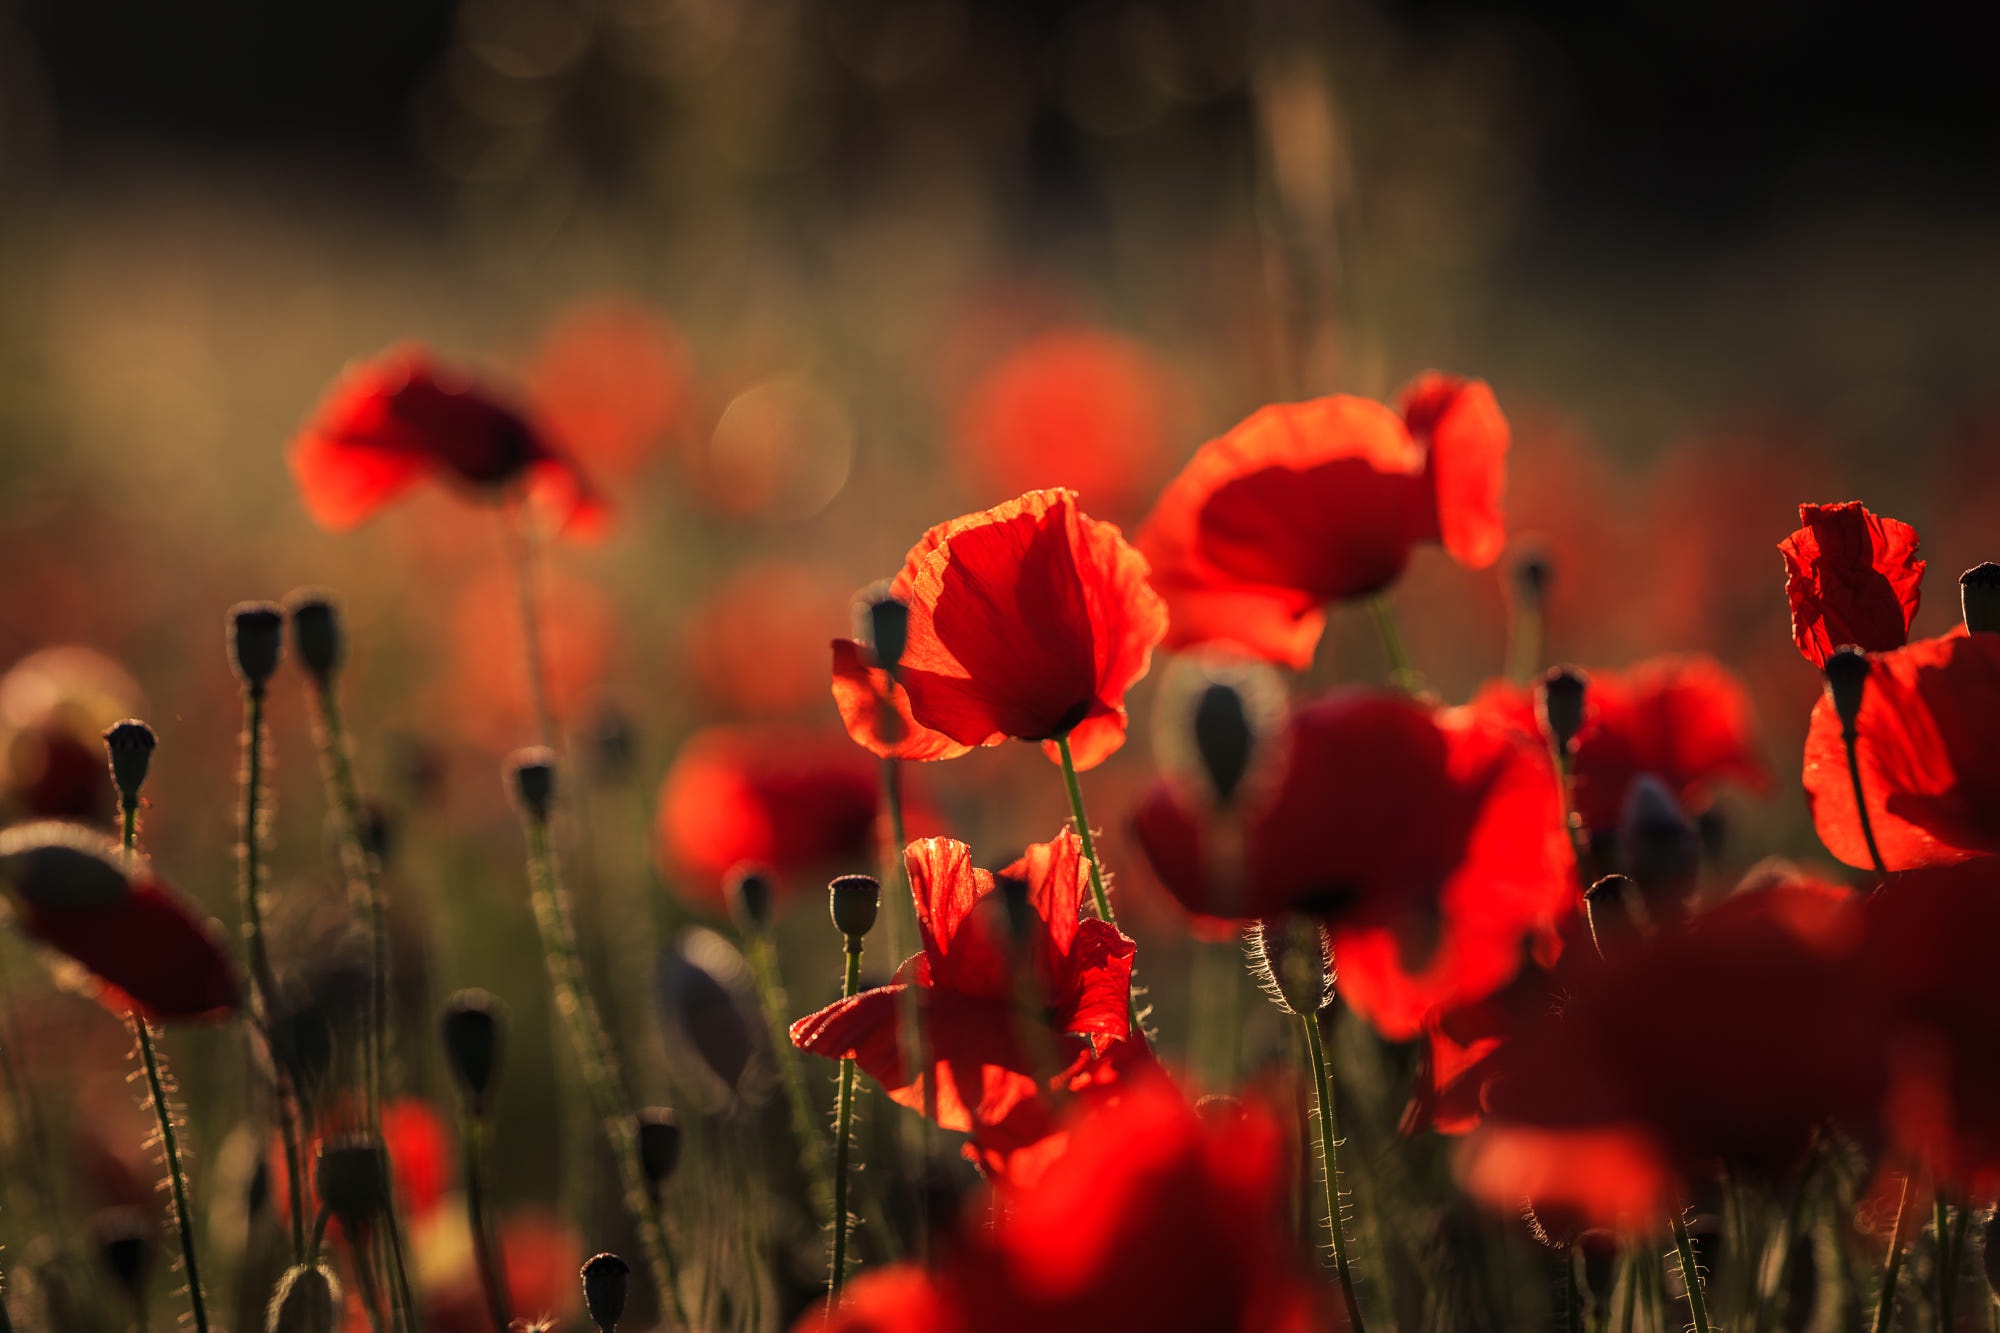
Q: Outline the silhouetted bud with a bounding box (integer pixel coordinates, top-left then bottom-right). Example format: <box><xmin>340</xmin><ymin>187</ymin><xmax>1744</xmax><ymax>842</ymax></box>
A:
<box><xmin>1193</xmin><ymin>684</ymin><xmax>1255</xmax><ymax>805</ymax></box>
<box><xmin>1511</xmin><ymin>544</ymin><xmax>1552</xmax><ymax>605</ymax></box>
<box><xmin>1617</xmin><ymin>775</ymin><xmax>1700</xmax><ymax>902</ymax></box>
<box><xmin>284</xmin><ymin>592</ymin><xmax>344</xmax><ymax>685</ymax></box>
<box><xmin>267</xmin><ymin>1263</ymin><xmax>342</xmax><ymax>1333</ymax></box>
<box><xmin>0</xmin><ymin>823</ymin><xmax>132</xmax><ymax>909</ymax></box>
<box><xmin>270</xmin><ymin>1002</ymin><xmax>335</xmax><ymax>1104</ymax></box>
<box><xmin>1246</xmin><ymin>915</ymin><xmax>1332</xmax><ymax>1016</ymax></box>
<box><xmin>1193</xmin><ymin>1094</ymin><xmax>1248</xmax><ymax>1125</ymax></box>
<box><xmin>1823</xmin><ymin>647</ymin><xmax>1870</xmax><ymax>737</ymax></box>
<box><xmin>830</xmin><ymin>873</ymin><xmax>880</xmax><ymax>941</ymax></box>
<box><xmin>1962</xmin><ymin>564</ymin><xmax>2000</xmax><ymax>634</ymax></box>
<box><xmin>1537</xmin><ymin>667</ymin><xmax>1587</xmax><ymax>755</ymax></box>
<box><xmin>1154</xmin><ymin>653</ymin><xmax>1286</xmax><ymax>811</ymax></box>
<box><xmin>856</xmin><ymin>584</ymin><xmax>909</xmax><ymax>678</ymax></box>
<box><xmin>102</xmin><ymin>720</ymin><xmax>157</xmax><ymax>813</ymax></box>
<box><xmin>88</xmin><ymin>1208</ymin><xmax>150</xmax><ymax>1305</ymax></box>
<box><xmin>656</xmin><ymin>929</ymin><xmax>759</xmax><ymax>1100</ymax></box>
<box><xmin>581</xmin><ymin>1253</ymin><xmax>630</xmax><ymax>1332</ymax></box>
<box><xmin>441</xmin><ymin>989</ymin><xmax>507</xmax><ymax>1115</ymax></box>
<box><xmin>726</xmin><ymin>864</ymin><xmax>775</xmax><ymax>933</ymax></box>
<box><xmin>1584</xmin><ymin>874</ymin><xmax>1648</xmax><ymax>956</ymax></box>
<box><xmin>313</xmin><ymin>1137</ymin><xmax>388</xmax><ymax>1232</ymax></box>
<box><xmin>637</xmin><ymin>1108</ymin><xmax>683</xmax><ymax>1194</ymax></box>
<box><xmin>229</xmin><ymin>602</ymin><xmax>285</xmax><ymax>692</ymax></box>
<box><xmin>507</xmin><ymin>748</ymin><xmax>557</xmax><ymax>823</ymax></box>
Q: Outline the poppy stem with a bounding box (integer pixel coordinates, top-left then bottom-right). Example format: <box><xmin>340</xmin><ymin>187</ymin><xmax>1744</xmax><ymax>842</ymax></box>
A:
<box><xmin>1840</xmin><ymin>721</ymin><xmax>1890</xmax><ymax>877</ymax></box>
<box><xmin>1300</xmin><ymin>1009</ymin><xmax>1365</xmax><ymax>1333</ymax></box>
<box><xmin>235</xmin><ymin>686</ymin><xmax>282</xmax><ymax>1016</ymax></box>
<box><xmin>503</xmin><ymin>502</ymin><xmax>557</xmax><ymax>750</ymax></box>
<box><xmin>275</xmin><ymin>1081</ymin><xmax>309</xmax><ymax>1263</ymax></box>
<box><xmin>518</xmin><ymin>808</ymin><xmax>690</xmax><ymax>1330</ymax></box>
<box><xmin>133</xmin><ymin>1016</ymin><xmax>211</xmax><ymax>1333</ymax></box>
<box><xmin>351</xmin><ymin>1233</ymin><xmax>392</xmax><ymax>1333</ymax></box>
<box><xmin>459</xmin><ymin>1113</ymin><xmax>513</xmax><ymax>1333</ymax></box>
<box><xmin>1366</xmin><ymin>595</ymin><xmax>1421</xmax><ymax>693</ymax></box>
<box><xmin>1872</xmin><ymin>1170</ymin><xmax>1918</xmax><ymax>1333</ymax></box>
<box><xmin>740</xmin><ymin>929</ymin><xmax>836</xmax><ymax>1228</ymax></box>
<box><xmin>1055</xmin><ymin>734</ymin><xmax>1148</xmax><ymax>1039</ymax></box>
<box><xmin>828</xmin><ymin>936</ymin><xmax>864</xmax><ymax>1308</ymax></box>
<box><xmin>880</xmin><ymin>757</ymin><xmax>936</xmax><ymax>1262</ymax></box>
<box><xmin>1670</xmin><ymin>1210</ymin><xmax>1712</xmax><ymax>1333</ymax></box>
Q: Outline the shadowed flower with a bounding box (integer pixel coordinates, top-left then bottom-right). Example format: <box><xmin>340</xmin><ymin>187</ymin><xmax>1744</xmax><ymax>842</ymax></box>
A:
<box><xmin>290</xmin><ymin>347</ymin><xmax>606</xmax><ymax>537</ymax></box>
<box><xmin>1138</xmin><ymin>375</ymin><xmax>1508</xmax><ymax>668</ymax></box>
<box><xmin>896</xmin><ymin>489</ymin><xmax>1166</xmax><ymax>770</ymax></box>
<box><xmin>789</xmin><ymin>831</ymin><xmax>1138</xmax><ymax>1180</ymax></box>
<box><xmin>1132</xmin><ymin>691</ymin><xmax>1573</xmax><ymax>1040</ymax></box>
<box><xmin>1779</xmin><ymin>501</ymin><xmax>1925</xmax><ymax>668</ymax></box>
<box><xmin>1803</xmin><ymin>627</ymin><xmax>2000</xmax><ymax>869</ymax></box>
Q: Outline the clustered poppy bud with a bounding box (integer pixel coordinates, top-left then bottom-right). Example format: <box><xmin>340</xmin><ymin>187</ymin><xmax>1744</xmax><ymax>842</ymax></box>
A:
<box><xmin>1246</xmin><ymin>914</ymin><xmax>1333</xmax><ymax>1017</ymax></box>
<box><xmin>856</xmin><ymin>584</ymin><xmax>910</xmax><ymax>678</ymax></box>
<box><xmin>266</xmin><ymin>1263</ymin><xmax>342</xmax><ymax>1333</ymax></box>
<box><xmin>1511</xmin><ymin>544</ymin><xmax>1552</xmax><ymax>605</ymax></box>
<box><xmin>284</xmin><ymin>591</ymin><xmax>344</xmax><ymax>685</ymax></box>
<box><xmin>580</xmin><ymin>1252</ymin><xmax>631</xmax><ymax>1332</ymax></box>
<box><xmin>636</xmin><ymin>1107</ymin><xmax>683</xmax><ymax>1196</ymax></box>
<box><xmin>229</xmin><ymin>602</ymin><xmax>286</xmax><ymax>693</ymax></box>
<box><xmin>725</xmin><ymin>863</ymin><xmax>775</xmax><ymax>934</ymax></box>
<box><xmin>1960</xmin><ymin>563</ymin><xmax>2000</xmax><ymax>635</ymax></box>
<box><xmin>1536</xmin><ymin>666</ymin><xmax>1587</xmax><ymax>756</ymax></box>
<box><xmin>1584</xmin><ymin>874</ymin><xmax>1648</xmax><ymax>957</ymax></box>
<box><xmin>507</xmin><ymin>748</ymin><xmax>558</xmax><ymax>823</ymax></box>
<box><xmin>441</xmin><ymin>989</ymin><xmax>507</xmax><ymax>1115</ymax></box>
<box><xmin>88</xmin><ymin>1207</ymin><xmax>151</xmax><ymax>1306</ymax></box>
<box><xmin>101</xmin><ymin>720</ymin><xmax>158</xmax><ymax>814</ymax></box>
<box><xmin>829</xmin><ymin>873</ymin><xmax>880</xmax><ymax>943</ymax></box>
<box><xmin>1822</xmin><ymin>646</ymin><xmax>1871</xmax><ymax>739</ymax></box>
<box><xmin>313</xmin><ymin>1136</ymin><xmax>389</xmax><ymax>1232</ymax></box>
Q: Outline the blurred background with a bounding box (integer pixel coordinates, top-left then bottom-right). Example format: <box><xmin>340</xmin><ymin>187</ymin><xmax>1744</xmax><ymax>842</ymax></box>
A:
<box><xmin>0</xmin><ymin>0</ymin><xmax>1996</xmax><ymax>1325</ymax></box>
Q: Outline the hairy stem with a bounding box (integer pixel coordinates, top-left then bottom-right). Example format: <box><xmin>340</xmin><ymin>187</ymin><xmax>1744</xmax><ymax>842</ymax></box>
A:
<box><xmin>1671</xmin><ymin>1210</ymin><xmax>1713</xmax><ymax>1333</ymax></box>
<box><xmin>1872</xmin><ymin>1171</ymin><xmax>1918</xmax><ymax>1333</ymax></box>
<box><xmin>742</xmin><ymin>933</ymin><xmax>835</xmax><ymax>1227</ymax></box>
<box><xmin>134</xmin><ymin>1018</ymin><xmax>209</xmax><ymax>1333</ymax></box>
<box><xmin>828</xmin><ymin>940</ymin><xmax>864</xmax><ymax>1306</ymax></box>
<box><xmin>235</xmin><ymin>688</ymin><xmax>281</xmax><ymax>1015</ymax></box>
<box><xmin>1301</xmin><ymin>1010</ymin><xmax>1364</xmax><ymax>1333</ymax></box>
<box><xmin>1056</xmin><ymin>735</ymin><xmax>1145</xmax><ymax>1036</ymax></box>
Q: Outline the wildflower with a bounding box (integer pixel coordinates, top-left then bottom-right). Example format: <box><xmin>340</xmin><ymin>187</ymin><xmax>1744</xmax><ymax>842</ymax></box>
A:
<box><xmin>526</xmin><ymin>297</ymin><xmax>692</xmax><ymax>477</ymax></box>
<box><xmin>1779</xmin><ymin>501</ymin><xmax>1925</xmax><ymax>668</ymax></box>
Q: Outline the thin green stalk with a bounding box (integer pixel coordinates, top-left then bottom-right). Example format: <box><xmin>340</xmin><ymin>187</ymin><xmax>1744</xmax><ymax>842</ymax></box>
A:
<box><xmin>378</xmin><ymin>1195</ymin><xmax>421</xmax><ymax>1333</ymax></box>
<box><xmin>1842</xmin><ymin>723</ymin><xmax>1890</xmax><ymax>878</ymax></box>
<box><xmin>1300</xmin><ymin>1010</ymin><xmax>1364</xmax><ymax>1333</ymax></box>
<box><xmin>1055</xmin><ymin>735</ymin><xmax>1145</xmax><ymax>1036</ymax></box>
<box><xmin>236</xmin><ymin>688</ymin><xmax>281</xmax><ymax>1014</ymax></box>
<box><xmin>459</xmin><ymin>1117</ymin><xmax>512</xmax><ymax>1333</ymax></box>
<box><xmin>1670</xmin><ymin>1211</ymin><xmax>1712</xmax><ymax>1333</ymax></box>
<box><xmin>521</xmin><ymin>815</ymin><xmax>688</xmax><ymax>1329</ymax></box>
<box><xmin>828</xmin><ymin>939</ymin><xmax>864</xmax><ymax>1307</ymax></box>
<box><xmin>1873</xmin><ymin>1172</ymin><xmax>1918</xmax><ymax>1333</ymax></box>
<box><xmin>742</xmin><ymin>933</ymin><xmax>835</xmax><ymax>1227</ymax></box>
<box><xmin>1367</xmin><ymin>595</ymin><xmax>1420</xmax><ymax>693</ymax></box>
<box><xmin>1563</xmin><ymin>1244</ymin><xmax>1576</xmax><ymax>1333</ymax></box>
<box><xmin>134</xmin><ymin>1018</ymin><xmax>210</xmax><ymax>1333</ymax></box>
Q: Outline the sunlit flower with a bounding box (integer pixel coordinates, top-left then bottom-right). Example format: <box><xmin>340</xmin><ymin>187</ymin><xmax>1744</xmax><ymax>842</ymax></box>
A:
<box><xmin>1779</xmin><ymin>501</ymin><xmax>1925</xmax><ymax>668</ymax></box>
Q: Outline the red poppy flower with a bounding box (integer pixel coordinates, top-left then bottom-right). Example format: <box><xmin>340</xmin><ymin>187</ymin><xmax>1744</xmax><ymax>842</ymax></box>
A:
<box><xmin>1468</xmin><ymin>655</ymin><xmax>1770</xmax><ymax>836</ymax></box>
<box><xmin>797</xmin><ymin>1075</ymin><xmax>1329</xmax><ymax>1333</ymax></box>
<box><xmin>0</xmin><ymin>824</ymin><xmax>237</xmax><ymax>1022</ymax></box>
<box><xmin>1802</xmin><ymin>628</ymin><xmax>2000</xmax><ymax>869</ymax></box>
<box><xmin>897</xmin><ymin>489</ymin><xmax>1166</xmax><ymax>770</ymax></box>
<box><xmin>1132</xmin><ymin>691</ymin><xmax>1573</xmax><ymax>1040</ymax></box>
<box><xmin>1779</xmin><ymin>501</ymin><xmax>1925</xmax><ymax>668</ymax></box>
<box><xmin>526</xmin><ymin>297</ymin><xmax>692</xmax><ymax>477</ymax></box>
<box><xmin>690</xmin><ymin>561</ymin><xmax>854</xmax><ymax>716</ymax></box>
<box><xmin>1137</xmin><ymin>375</ymin><xmax>1508</xmax><ymax>668</ymax></box>
<box><xmin>830</xmin><ymin>532</ymin><xmax>974</xmax><ymax>763</ymax></box>
<box><xmin>789</xmin><ymin>830</ymin><xmax>1138</xmax><ymax>1178</ymax></box>
<box><xmin>654</xmin><ymin>726</ymin><xmax>885</xmax><ymax>908</ymax></box>
<box><xmin>1458</xmin><ymin>881</ymin><xmax>1882</xmax><ymax>1234</ymax></box>
<box><xmin>290</xmin><ymin>347</ymin><xmax>606</xmax><ymax>537</ymax></box>
<box><xmin>423</xmin><ymin>1211</ymin><xmax>581</xmax><ymax>1333</ymax></box>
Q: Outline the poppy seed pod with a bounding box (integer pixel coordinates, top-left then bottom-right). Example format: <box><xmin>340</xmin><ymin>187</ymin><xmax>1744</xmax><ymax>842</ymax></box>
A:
<box><xmin>101</xmin><ymin>720</ymin><xmax>157</xmax><ymax>813</ymax></box>
<box><xmin>857</xmin><ymin>585</ymin><xmax>910</xmax><ymax>678</ymax></box>
<box><xmin>580</xmin><ymin>1252</ymin><xmax>630</xmax><ymax>1332</ymax></box>
<box><xmin>1192</xmin><ymin>684</ymin><xmax>1255</xmax><ymax>806</ymax></box>
<box><xmin>229</xmin><ymin>602</ymin><xmax>286</xmax><ymax>692</ymax></box>
<box><xmin>1960</xmin><ymin>563</ymin><xmax>2000</xmax><ymax>635</ymax></box>
<box><xmin>725</xmin><ymin>863</ymin><xmax>775</xmax><ymax>933</ymax></box>
<box><xmin>266</xmin><ymin>1263</ymin><xmax>342</xmax><ymax>1333</ymax></box>
<box><xmin>1536</xmin><ymin>667</ymin><xmax>1587</xmax><ymax>755</ymax></box>
<box><xmin>507</xmin><ymin>748</ymin><xmax>558</xmax><ymax>823</ymax></box>
<box><xmin>1153</xmin><ymin>653</ymin><xmax>1287</xmax><ymax>813</ymax></box>
<box><xmin>1245</xmin><ymin>915</ymin><xmax>1332</xmax><ymax>1017</ymax></box>
<box><xmin>284</xmin><ymin>592</ymin><xmax>344</xmax><ymax>684</ymax></box>
<box><xmin>441</xmin><ymin>989</ymin><xmax>507</xmax><ymax>1114</ymax></box>
<box><xmin>312</xmin><ymin>1136</ymin><xmax>389</xmax><ymax>1232</ymax></box>
<box><xmin>88</xmin><ymin>1207</ymin><xmax>151</xmax><ymax>1304</ymax></box>
<box><xmin>1616</xmin><ymin>775</ymin><xmax>1701</xmax><ymax>903</ymax></box>
<box><xmin>1583</xmin><ymin>874</ymin><xmax>1649</xmax><ymax>957</ymax></box>
<box><xmin>637</xmin><ymin>1107</ymin><xmax>683</xmax><ymax>1194</ymax></box>
<box><xmin>1511</xmin><ymin>544</ymin><xmax>1552</xmax><ymax>605</ymax></box>
<box><xmin>1822</xmin><ymin>646</ymin><xmax>1870</xmax><ymax>737</ymax></box>
<box><xmin>829</xmin><ymin>873</ymin><xmax>880</xmax><ymax>941</ymax></box>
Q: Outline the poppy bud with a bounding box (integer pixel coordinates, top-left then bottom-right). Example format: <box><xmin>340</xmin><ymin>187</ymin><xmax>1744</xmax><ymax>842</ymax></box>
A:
<box><xmin>270</xmin><ymin>1001</ymin><xmax>335</xmax><ymax>1104</ymax></box>
<box><xmin>89</xmin><ymin>1207</ymin><xmax>151</xmax><ymax>1305</ymax></box>
<box><xmin>1511</xmin><ymin>544</ymin><xmax>1552</xmax><ymax>605</ymax></box>
<box><xmin>229</xmin><ymin>602</ymin><xmax>285</xmax><ymax>692</ymax></box>
<box><xmin>101</xmin><ymin>720</ymin><xmax>157</xmax><ymax>814</ymax></box>
<box><xmin>581</xmin><ymin>1252</ymin><xmax>630</xmax><ymax>1332</ymax></box>
<box><xmin>0</xmin><ymin>823</ymin><xmax>131</xmax><ymax>910</ymax></box>
<box><xmin>656</xmin><ymin>929</ymin><xmax>759</xmax><ymax>1099</ymax></box>
<box><xmin>507</xmin><ymin>748</ymin><xmax>558</xmax><ymax>823</ymax></box>
<box><xmin>1960</xmin><ymin>563</ymin><xmax>2000</xmax><ymax>635</ymax></box>
<box><xmin>1154</xmin><ymin>653</ymin><xmax>1286</xmax><ymax>811</ymax></box>
<box><xmin>637</xmin><ymin>1107</ymin><xmax>683</xmax><ymax>1195</ymax></box>
<box><xmin>829</xmin><ymin>873</ymin><xmax>880</xmax><ymax>942</ymax></box>
<box><xmin>441</xmin><ymin>989</ymin><xmax>507</xmax><ymax>1115</ymax></box>
<box><xmin>725</xmin><ymin>863</ymin><xmax>775</xmax><ymax>934</ymax></box>
<box><xmin>313</xmin><ymin>1136</ymin><xmax>389</xmax><ymax>1232</ymax></box>
<box><xmin>1246</xmin><ymin>914</ymin><xmax>1332</xmax><ymax>1016</ymax></box>
<box><xmin>1823</xmin><ymin>646</ymin><xmax>1870</xmax><ymax>738</ymax></box>
<box><xmin>1194</xmin><ymin>1093</ymin><xmax>1248</xmax><ymax>1125</ymax></box>
<box><xmin>1537</xmin><ymin>667</ymin><xmax>1587</xmax><ymax>756</ymax></box>
<box><xmin>1584</xmin><ymin>874</ymin><xmax>1649</xmax><ymax>956</ymax></box>
<box><xmin>1192</xmin><ymin>684</ymin><xmax>1255</xmax><ymax>805</ymax></box>
<box><xmin>267</xmin><ymin>1263</ymin><xmax>342</xmax><ymax>1333</ymax></box>
<box><xmin>1617</xmin><ymin>775</ymin><xmax>1700</xmax><ymax>903</ymax></box>
<box><xmin>284</xmin><ymin>592</ymin><xmax>344</xmax><ymax>685</ymax></box>
<box><xmin>855</xmin><ymin>583</ymin><xmax>910</xmax><ymax>678</ymax></box>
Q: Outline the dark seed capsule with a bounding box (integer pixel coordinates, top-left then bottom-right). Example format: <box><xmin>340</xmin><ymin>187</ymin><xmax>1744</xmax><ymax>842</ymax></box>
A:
<box><xmin>441</xmin><ymin>989</ymin><xmax>507</xmax><ymax>1114</ymax></box>
<box><xmin>102</xmin><ymin>720</ymin><xmax>158</xmax><ymax>811</ymax></box>
<box><xmin>1823</xmin><ymin>647</ymin><xmax>1870</xmax><ymax>734</ymax></box>
<box><xmin>1537</xmin><ymin>666</ymin><xmax>1587</xmax><ymax>755</ymax></box>
<box><xmin>829</xmin><ymin>873</ymin><xmax>880</xmax><ymax>941</ymax></box>
<box><xmin>1960</xmin><ymin>563</ymin><xmax>2000</xmax><ymax>635</ymax></box>
<box><xmin>266</xmin><ymin>1263</ymin><xmax>342</xmax><ymax>1333</ymax></box>
<box><xmin>284</xmin><ymin>592</ymin><xmax>344</xmax><ymax>685</ymax></box>
<box><xmin>229</xmin><ymin>602</ymin><xmax>285</xmax><ymax>691</ymax></box>
<box><xmin>637</xmin><ymin>1107</ymin><xmax>683</xmax><ymax>1193</ymax></box>
<box><xmin>506</xmin><ymin>749</ymin><xmax>558</xmax><ymax>823</ymax></box>
<box><xmin>581</xmin><ymin>1252</ymin><xmax>630</xmax><ymax>1332</ymax></box>
<box><xmin>313</xmin><ymin>1136</ymin><xmax>389</xmax><ymax>1231</ymax></box>
<box><xmin>725</xmin><ymin>863</ymin><xmax>775</xmax><ymax>933</ymax></box>
<box><xmin>88</xmin><ymin>1207</ymin><xmax>151</xmax><ymax>1304</ymax></box>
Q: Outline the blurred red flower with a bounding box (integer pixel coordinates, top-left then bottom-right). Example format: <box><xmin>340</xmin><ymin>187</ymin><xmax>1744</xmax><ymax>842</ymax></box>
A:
<box><xmin>899</xmin><ymin>489</ymin><xmax>1166</xmax><ymax>770</ymax></box>
<box><xmin>1779</xmin><ymin>501</ymin><xmax>1925</xmax><ymax>668</ymax></box>
<box><xmin>1458</xmin><ymin>880</ymin><xmax>1882</xmax><ymax>1234</ymax></box>
<box><xmin>951</xmin><ymin>328</ymin><xmax>1175</xmax><ymax>516</ymax></box>
<box><xmin>1468</xmin><ymin>655</ymin><xmax>1769</xmax><ymax>836</ymax></box>
<box><xmin>423</xmin><ymin>1211</ymin><xmax>581</xmax><ymax>1333</ymax></box>
<box><xmin>0</xmin><ymin>646</ymin><xmax>143</xmax><ymax>825</ymax></box>
<box><xmin>655</xmin><ymin>725</ymin><xmax>884</xmax><ymax>907</ymax></box>
<box><xmin>1138</xmin><ymin>375</ymin><xmax>1508</xmax><ymax>669</ymax></box>
<box><xmin>686</xmin><ymin>560</ymin><xmax>853</xmax><ymax>716</ymax></box>
<box><xmin>790</xmin><ymin>831</ymin><xmax>1138</xmax><ymax>1180</ymax></box>
<box><xmin>1803</xmin><ymin>627</ymin><xmax>2000</xmax><ymax>869</ymax></box>
<box><xmin>290</xmin><ymin>347</ymin><xmax>606</xmax><ymax>537</ymax></box>
<box><xmin>797</xmin><ymin>1075</ymin><xmax>1329</xmax><ymax>1333</ymax></box>
<box><xmin>526</xmin><ymin>297</ymin><xmax>693</xmax><ymax>477</ymax></box>
<box><xmin>438</xmin><ymin>567</ymin><xmax>616</xmax><ymax>753</ymax></box>
<box><xmin>1132</xmin><ymin>691</ymin><xmax>1573</xmax><ymax>1040</ymax></box>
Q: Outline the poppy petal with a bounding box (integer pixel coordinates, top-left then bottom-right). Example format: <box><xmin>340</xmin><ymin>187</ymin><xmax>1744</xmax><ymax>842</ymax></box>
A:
<box><xmin>1779</xmin><ymin>501</ymin><xmax>1925</xmax><ymax>668</ymax></box>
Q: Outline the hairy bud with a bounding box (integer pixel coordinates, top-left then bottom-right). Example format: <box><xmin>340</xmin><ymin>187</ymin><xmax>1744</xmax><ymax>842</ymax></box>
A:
<box><xmin>102</xmin><ymin>720</ymin><xmax>158</xmax><ymax>813</ymax></box>
<box><xmin>725</xmin><ymin>863</ymin><xmax>775</xmax><ymax>934</ymax></box>
<box><xmin>267</xmin><ymin>1263</ymin><xmax>342</xmax><ymax>1333</ymax></box>
<box><xmin>637</xmin><ymin>1107</ymin><xmax>683</xmax><ymax>1196</ymax></box>
<box><xmin>229</xmin><ymin>602</ymin><xmax>285</xmax><ymax>692</ymax></box>
<box><xmin>1246</xmin><ymin>914</ymin><xmax>1333</xmax><ymax>1016</ymax></box>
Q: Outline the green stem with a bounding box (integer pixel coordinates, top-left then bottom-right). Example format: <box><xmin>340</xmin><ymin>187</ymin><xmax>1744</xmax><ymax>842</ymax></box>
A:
<box><xmin>1055</xmin><ymin>735</ymin><xmax>1145</xmax><ymax>1037</ymax></box>
<box><xmin>1671</xmin><ymin>1211</ymin><xmax>1712</xmax><ymax>1333</ymax></box>
<box><xmin>1873</xmin><ymin>1171</ymin><xmax>1918</xmax><ymax>1333</ymax></box>
<box><xmin>236</xmin><ymin>688</ymin><xmax>281</xmax><ymax>1014</ymax></box>
<box><xmin>1843</xmin><ymin>723</ymin><xmax>1890</xmax><ymax>877</ymax></box>
<box><xmin>134</xmin><ymin>1018</ymin><xmax>210</xmax><ymax>1333</ymax></box>
<box><xmin>1301</xmin><ymin>1010</ymin><xmax>1364</xmax><ymax>1333</ymax></box>
<box><xmin>828</xmin><ymin>940</ymin><xmax>863</xmax><ymax>1306</ymax></box>
<box><xmin>351</xmin><ymin>1235</ymin><xmax>391</xmax><ymax>1333</ymax></box>
<box><xmin>881</xmin><ymin>757</ymin><xmax>935</xmax><ymax>1262</ymax></box>
<box><xmin>378</xmin><ymin>1194</ymin><xmax>421</xmax><ymax>1333</ymax></box>
<box><xmin>742</xmin><ymin>933</ymin><xmax>835</xmax><ymax>1227</ymax></box>
<box><xmin>1367</xmin><ymin>595</ymin><xmax>1420</xmax><ymax>693</ymax></box>
<box><xmin>460</xmin><ymin>1117</ymin><xmax>512</xmax><ymax>1333</ymax></box>
<box><xmin>520</xmin><ymin>815</ymin><xmax>688</xmax><ymax>1329</ymax></box>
